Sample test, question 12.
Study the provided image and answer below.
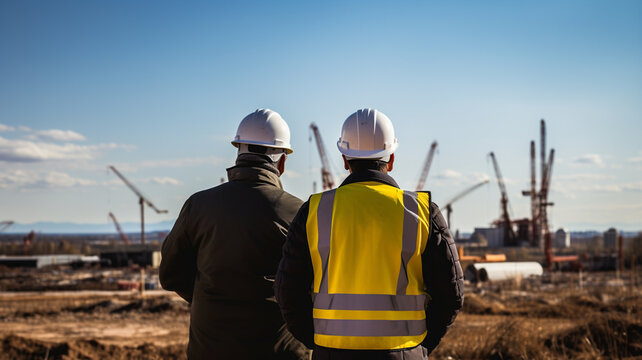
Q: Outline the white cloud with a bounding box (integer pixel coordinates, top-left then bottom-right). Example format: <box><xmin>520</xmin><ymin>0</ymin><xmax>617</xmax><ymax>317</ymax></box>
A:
<box><xmin>622</xmin><ymin>181</ymin><xmax>642</xmax><ymax>191</ymax></box>
<box><xmin>0</xmin><ymin>124</ymin><xmax>15</xmax><ymax>132</ymax></box>
<box><xmin>556</xmin><ymin>173</ymin><xmax>616</xmax><ymax>181</ymax></box>
<box><xmin>472</xmin><ymin>172</ymin><xmax>491</xmax><ymax>183</ymax></box>
<box><xmin>0</xmin><ymin>136</ymin><xmax>130</xmax><ymax>163</ymax></box>
<box><xmin>147</xmin><ymin>177</ymin><xmax>182</xmax><ymax>185</ymax></box>
<box><xmin>554</xmin><ymin>181</ymin><xmax>642</xmax><ymax>194</ymax></box>
<box><xmin>572</xmin><ymin>154</ymin><xmax>605</xmax><ymax>167</ymax></box>
<box><xmin>108</xmin><ymin>176</ymin><xmax>182</xmax><ymax>186</ymax></box>
<box><xmin>27</xmin><ymin>129</ymin><xmax>87</xmax><ymax>142</ymax></box>
<box><xmin>284</xmin><ymin>169</ymin><xmax>302</xmax><ymax>179</ymax></box>
<box><xmin>627</xmin><ymin>151</ymin><xmax>642</xmax><ymax>164</ymax></box>
<box><xmin>17</xmin><ymin>126</ymin><xmax>31</xmax><ymax>132</ymax></box>
<box><xmin>38</xmin><ymin>172</ymin><xmax>96</xmax><ymax>188</ymax></box>
<box><xmin>436</xmin><ymin>169</ymin><xmax>464</xmax><ymax>180</ymax></box>
<box><xmin>0</xmin><ymin>169</ymin><xmax>95</xmax><ymax>189</ymax></box>
<box><xmin>138</xmin><ymin>156</ymin><xmax>224</xmax><ymax>168</ymax></box>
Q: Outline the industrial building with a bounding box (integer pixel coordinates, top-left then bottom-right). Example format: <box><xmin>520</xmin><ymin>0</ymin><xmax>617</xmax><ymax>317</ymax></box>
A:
<box><xmin>0</xmin><ymin>254</ymin><xmax>99</xmax><ymax>269</ymax></box>
<box><xmin>554</xmin><ymin>228</ymin><xmax>571</xmax><ymax>248</ymax></box>
<box><xmin>97</xmin><ymin>244</ymin><xmax>161</xmax><ymax>268</ymax></box>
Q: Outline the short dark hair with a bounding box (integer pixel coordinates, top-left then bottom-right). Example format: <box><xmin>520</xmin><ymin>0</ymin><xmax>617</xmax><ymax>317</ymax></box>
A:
<box><xmin>347</xmin><ymin>159</ymin><xmax>388</xmax><ymax>172</ymax></box>
<box><xmin>247</xmin><ymin>144</ymin><xmax>269</xmax><ymax>154</ymax></box>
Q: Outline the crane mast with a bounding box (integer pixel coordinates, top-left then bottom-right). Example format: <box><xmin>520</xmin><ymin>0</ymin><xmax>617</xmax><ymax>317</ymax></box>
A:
<box><xmin>541</xmin><ymin>149</ymin><xmax>555</xmax><ymax>268</ymax></box>
<box><xmin>530</xmin><ymin>141</ymin><xmax>539</xmax><ymax>246</ymax></box>
<box><xmin>488</xmin><ymin>152</ymin><xmax>516</xmax><ymax>246</ymax></box>
<box><xmin>108</xmin><ymin>165</ymin><xmax>168</xmax><ymax>245</ymax></box>
<box><xmin>309</xmin><ymin>123</ymin><xmax>336</xmax><ymax>190</ymax></box>
<box><xmin>109</xmin><ymin>212</ymin><xmax>131</xmax><ymax>245</ymax></box>
<box><xmin>416</xmin><ymin>141</ymin><xmax>438</xmax><ymax>191</ymax></box>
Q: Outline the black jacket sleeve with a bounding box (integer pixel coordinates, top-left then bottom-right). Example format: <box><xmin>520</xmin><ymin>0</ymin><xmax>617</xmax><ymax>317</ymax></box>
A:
<box><xmin>159</xmin><ymin>197</ymin><xmax>198</xmax><ymax>303</ymax></box>
<box><xmin>274</xmin><ymin>201</ymin><xmax>315</xmax><ymax>349</ymax></box>
<box><xmin>422</xmin><ymin>202</ymin><xmax>464</xmax><ymax>354</ymax></box>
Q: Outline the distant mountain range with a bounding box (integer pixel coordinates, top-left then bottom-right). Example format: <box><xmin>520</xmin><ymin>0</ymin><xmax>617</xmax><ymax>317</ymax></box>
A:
<box><xmin>3</xmin><ymin>220</ymin><xmax>175</xmax><ymax>234</ymax></box>
<box><xmin>2</xmin><ymin>221</ymin><xmax>640</xmax><ymax>236</ymax></box>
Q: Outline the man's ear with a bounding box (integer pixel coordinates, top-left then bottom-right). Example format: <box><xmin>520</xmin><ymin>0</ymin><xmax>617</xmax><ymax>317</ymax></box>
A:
<box><xmin>342</xmin><ymin>155</ymin><xmax>352</xmax><ymax>172</ymax></box>
<box><xmin>387</xmin><ymin>153</ymin><xmax>394</xmax><ymax>172</ymax></box>
<box><xmin>277</xmin><ymin>154</ymin><xmax>287</xmax><ymax>176</ymax></box>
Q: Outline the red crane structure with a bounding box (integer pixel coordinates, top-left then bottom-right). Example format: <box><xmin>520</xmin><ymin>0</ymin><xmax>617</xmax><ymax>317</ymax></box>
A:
<box><xmin>488</xmin><ymin>152</ymin><xmax>517</xmax><ymax>246</ymax></box>
<box><xmin>442</xmin><ymin>179</ymin><xmax>489</xmax><ymax>231</ymax></box>
<box><xmin>108</xmin><ymin>165</ymin><xmax>168</xmax><ymax>245</ymax></box>
<box><xmin>309</xmin><ymin>123</ymin><xmax>336</xmax><ymax>191</ymax></box>
<box><xmin>416</xmin><ymin>141</ymin><xmax>438</xmax><ymax>191</ymax></box>
<box><xmin>109</xmin><ymin>212</ymin><xmax>131</xmax><ymax>245</ymax></box>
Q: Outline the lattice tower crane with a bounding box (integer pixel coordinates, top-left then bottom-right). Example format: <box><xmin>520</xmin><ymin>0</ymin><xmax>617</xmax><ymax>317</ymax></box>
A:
<box><xmin>416</xmin><ymin>141</ymin><xmax>438</xmax><ymax>191</ymax></box>
<box><xmin>108</xmin><ymin>165</ymin><xmax>168</xmax><ymax>245</ymax></box>
<box><xmin>309</xmin><ymin>123</ymin><xmax>336</xmax><ymax>190</ymax></box>
<box><xmin>488</xmin><ymin>152</ymin><xmax>517</xmax><ymax>246</ymax></box>
<box><xmin>109</xmin><ymin>212</ymin><xmax>131</xmax><ymax>245</ymax></box>
<box><xmin>541</xmin><ymin>149</ymin><xmax>556</xmax><ymax>268</ymax></box>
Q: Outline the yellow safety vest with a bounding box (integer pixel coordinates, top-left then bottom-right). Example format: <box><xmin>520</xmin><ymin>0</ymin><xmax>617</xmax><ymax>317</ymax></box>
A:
<box><xmin>306</xmin><ymin>181</ymin><xmax>431</xmax><ymax>350</ymax></box>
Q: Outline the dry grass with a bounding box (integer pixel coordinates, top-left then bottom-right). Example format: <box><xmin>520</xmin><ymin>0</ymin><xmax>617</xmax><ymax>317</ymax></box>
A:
<box><xmin>432</xmin><ymin>285</ymin><xmax>642</xmax><ymax>359</ymax></box>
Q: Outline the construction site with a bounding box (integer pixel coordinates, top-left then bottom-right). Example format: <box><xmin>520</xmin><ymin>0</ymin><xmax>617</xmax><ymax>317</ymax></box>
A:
<box><xmin>0</xmin><ymin>119</ymin><xmax>641</xmax><ymax>359</ymax></box>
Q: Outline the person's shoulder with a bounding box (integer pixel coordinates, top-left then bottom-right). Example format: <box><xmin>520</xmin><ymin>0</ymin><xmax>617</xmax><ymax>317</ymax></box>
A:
<box><xmin>278</xmin><ymin>189</ymin><xmax>304</xmax><ymax>208</ymax></box>
<box><xmin>187</xmin><ymin>182</ymin><xmax>230</xmax><ymax>202</ymax></box>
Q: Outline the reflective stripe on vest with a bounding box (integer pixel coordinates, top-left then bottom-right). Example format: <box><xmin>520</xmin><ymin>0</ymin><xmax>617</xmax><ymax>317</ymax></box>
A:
<box><xmin>306</xmin><ymin>182</ymin><xmax>431</xmax><ymax>350</ymax></box>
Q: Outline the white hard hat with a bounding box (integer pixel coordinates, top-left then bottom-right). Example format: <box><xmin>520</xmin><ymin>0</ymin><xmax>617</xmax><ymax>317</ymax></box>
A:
<box><xmin>232</xmin><ymin>109</ymin><xmax>293</xmax><ymax>154</ymax></box>
<box><xmin>337</xmin><ymin>108</ymin><xmax>398</xmax><ymax>161</ymax></box>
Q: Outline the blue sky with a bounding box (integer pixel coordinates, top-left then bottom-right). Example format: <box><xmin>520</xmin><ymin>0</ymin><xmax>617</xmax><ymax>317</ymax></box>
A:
<box><xmin>1</xmin><ymin>0</ymin><xmax>641</xmax><ymax>233</ymax></box>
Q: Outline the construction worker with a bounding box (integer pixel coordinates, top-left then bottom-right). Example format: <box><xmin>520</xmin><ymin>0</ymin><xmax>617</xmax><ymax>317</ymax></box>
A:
<box><xmin>274</xmin><ymin>108</ymin><xmax>464</xmax><ymax>359</ymax></box>
<box><xmin>160</xmin><ymin>109</ymin><xmax>310</xmax><ymax>360</ymax></box>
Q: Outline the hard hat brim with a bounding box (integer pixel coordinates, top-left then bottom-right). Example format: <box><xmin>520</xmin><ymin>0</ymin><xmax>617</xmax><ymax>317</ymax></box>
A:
<box><xmin>231</xmin><ymin>139</ymin><xmax>293</xmax><ymax>154</ymax></box>
<box><xmin>336</xmin><ymin>141</ymin><xmax>398</xmax><ymax>159</ymax></box>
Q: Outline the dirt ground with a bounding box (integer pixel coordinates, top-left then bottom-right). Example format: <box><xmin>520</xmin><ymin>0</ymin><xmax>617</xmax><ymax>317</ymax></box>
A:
<box><xmin>0</xmin><ymin>271</ymin><xmax>641</xmax><ymax>359</ymax></box>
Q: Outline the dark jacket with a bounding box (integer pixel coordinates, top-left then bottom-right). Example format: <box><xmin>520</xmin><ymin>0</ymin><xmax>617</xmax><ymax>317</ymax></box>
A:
<box><xmin>274</xmin><ymin>170</ymin><xmax>464</xmax><ymax>359</ymax></box>
<box><xmin>160</xmin><ymin>157</ymin><xmax>304</xmax><ymax>359</ymax></box>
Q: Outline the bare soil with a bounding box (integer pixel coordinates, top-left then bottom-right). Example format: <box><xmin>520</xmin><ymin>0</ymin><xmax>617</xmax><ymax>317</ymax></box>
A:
<box><xmin>0</xmin><ymin>271</ymin><xmax>640</xmax><ymax>359</ymax></box>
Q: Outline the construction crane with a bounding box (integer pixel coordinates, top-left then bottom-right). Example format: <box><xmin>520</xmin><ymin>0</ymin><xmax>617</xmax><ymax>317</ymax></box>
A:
<box><xmin>0</xmin><ymin>221</ymin><xmax>14</xmax><ymax>232</ymax></box>
<box><xmin>309</xmin><ymin>123</ymin><xmax>336</xmax><ymax>190</ymax></box>
<box><xmin>23</xmin><ymin>230</ymin><xmax>35</xmax><ymax>246</ymax></box>
<box><xmin>108</xmin><ymin>165</ymin><xmax>168</xmax><ymax>245</ymax></box>
<box><xmin>442</xmin><ymin>179</ymin><xmax>489</xmax><ymax>231</ymax></box>
<box><xmin>416</xmin><ymin>141</ymin><xmax>438</xmax><ymax>191</ymax></box>
<box><xmin>521</xmin><ymin>141</ymin><xmax>539</xmax><ymax>247</ymax></box>
<box><xmin>488</xmin><ymin>152</ymin><xmax>516</xmax><ymax>246</ymax></box>
<box><xmin>109</xmin><ymin>212</ymin><xmax>131</xmax><ymax>245</ymax></box>
<box><xmin>541</xmin><ymin>148</ymin><xmax>557</xmax><ymax>269</ymax></box>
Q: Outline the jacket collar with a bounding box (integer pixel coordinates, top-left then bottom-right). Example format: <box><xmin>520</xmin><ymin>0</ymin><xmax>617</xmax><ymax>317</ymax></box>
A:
<box><xmin>340</xmin><ymin>169</ymin><xmax>400</xmax><ymax>189</ymax></box>
<box><xmin>226</xmin><ymin>156</ymin><xmax>283</xmax><ymax>189</ymax></box>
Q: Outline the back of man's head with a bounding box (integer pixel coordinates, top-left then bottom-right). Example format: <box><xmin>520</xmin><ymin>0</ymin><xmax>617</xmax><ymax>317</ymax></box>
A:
<box><xmin>232</xmin><ymin>109</ymin><xmax>293</xmax><ymax>163</ymax></box>
<box><xmin>337</xmin><ymin>108</ymin><xmax>398</xmax><ymax>173</ymax></box>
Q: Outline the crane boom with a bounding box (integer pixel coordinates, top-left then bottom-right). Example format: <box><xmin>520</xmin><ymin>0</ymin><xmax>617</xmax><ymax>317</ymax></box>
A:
<box><xmin>488</xmin><ymin>152</ymin><xmax>508</xmax><ymax>197</ymax></box>
<box><xmin>443</xmin><ymin>179</ymin><xmax>489</xmax><ymax>209</ymax></box>
<box><xmin>309</xmin><ymin>123</ymin><xmax>336</xmax><ymax>190</ymax></box>
<box><xmin>0</xmin><ymin>221</ymin><xmax>14</xmax><ymax>232</ymax></box>
<box><xmin>416</xmin><ymin>141</ymin><xmax>438</xmax><ymax>191</ymax></box>
<box><xmin>442</xmin><ymin>179</ymin><xmax>489</xmax><ymax>230</ymax></box>
<box><xmin>108</xmin><ymin>165</ymin><xmax>168</xmax><ymax>245</ymax></box>
<box><xmin>488</xmin><ymin>152</ymin><xmax>516</xmax><ymax>245</ymax></box>
<box><xmin>108</xmin><ymin>166</ymin><xmax>167</xmax><ymax>214</ymax></box>
<box><xmin>109</xmin><ymin>212</ymin><xmax>131</xmax><ymax>245</ymax></box>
